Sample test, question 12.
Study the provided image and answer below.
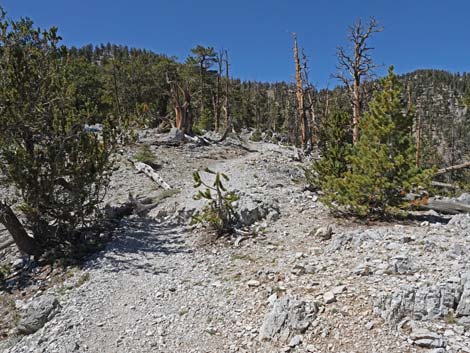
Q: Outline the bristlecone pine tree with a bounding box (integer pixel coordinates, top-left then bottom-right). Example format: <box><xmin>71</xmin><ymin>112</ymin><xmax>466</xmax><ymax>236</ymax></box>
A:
<box><xmin>322</xmin><ymin>67</ymin><xmax>434</xmax><ymax>216</ymax></box>
<box><xmin>306</xmin><ymin>110</ymin><xmax>352</xmax><ymax>188</ymax></box>
<box><xmin>0</xmin><ymin>10</ymin><xmax>120</xmax><ymax>256</ymax></box>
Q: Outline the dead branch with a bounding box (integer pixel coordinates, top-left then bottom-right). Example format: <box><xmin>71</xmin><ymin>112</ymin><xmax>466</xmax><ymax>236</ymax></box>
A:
<box><xmin>129</xmin><ymin>160</ymin><xmax>172</xmax><ymax>190</ymax></box>
<box><xmin>0</xmin><ymin>238</ymin><xmax>15</xmax><ymax>252</ymax></box>
<box><xmin>435</xmin><ymin>162</ymin><xmax>470</xmax><ymax>176</ymax></box>
<box><xmin>419</xmin><ymin>199</ymin><xmax>470</xmax><ymax>215</ymax></box>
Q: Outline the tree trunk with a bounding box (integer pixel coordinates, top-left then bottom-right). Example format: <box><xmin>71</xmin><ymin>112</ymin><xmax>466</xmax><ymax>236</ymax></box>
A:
<box><xmin>293</xmin><ymin>33</ymin><xmax>308</xmax><ymax>149</ymax></box>
<box><xmin>352</xmin><ymin>77</ymin><xmax>360</xmax><ymax>144</ymax></box>
<box><xmin>213</xmin><ymin>51</ymin><xmax>223</xmax><ymax>132</ymax></box>
<box><xmin>223</xmin><ymin>50</ymin><xmax>231</xmax><ymax>130</ymax></box>
<box><xmin>171</xmin><ymin>83</ymin><xmax>193</xmax><ymax>135</ymax></box>
<box><xmin>0</xmin><ymin>202</ymin><xmax>42</xmax><ymax>256</ymax></box>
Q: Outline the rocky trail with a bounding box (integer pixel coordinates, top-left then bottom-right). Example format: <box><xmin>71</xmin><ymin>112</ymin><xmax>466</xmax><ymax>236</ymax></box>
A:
<box><xmin>1</xmin><ymin>131</ymin><xmax>470</xmax><ymax>353</ymax></box>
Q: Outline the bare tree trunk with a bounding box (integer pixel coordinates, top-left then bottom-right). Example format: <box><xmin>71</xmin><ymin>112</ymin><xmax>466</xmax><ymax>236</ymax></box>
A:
<box><xmin>223</xmin><ymin>50</ymin><xmax>231</xmax><ymax>130</ymax></box>
<box><xmin>324</xmin><ymin>87</ymin><xmax>330</xmax><ymax>118</ymax></box>
<box><xmin>171</xmin><ymin>83</ymin><xmax>193</xmax><ymax>135</ymax></box>
<box><xmin>0</xmin><ymin>202</ymin><xmax>41</xmax><ymax>256</ymax></box>
<box><xmin>213</xmin><ymin>51</ymin><xmax>223</xmax><ymax>132</ymax></box>
<box><xmin>435</xmin><ymin>162</ymin><xmax>470</xmax><ymax>176</ymax></box>
<box><xmin>352</xmin><ymin>76</ymin><xmax>360</xmax><ymax>143</ymax></box>
<box><xmin>293</xmin><ymin>33</ymin><xmax>308</xmax><ymax>149</ymax></box>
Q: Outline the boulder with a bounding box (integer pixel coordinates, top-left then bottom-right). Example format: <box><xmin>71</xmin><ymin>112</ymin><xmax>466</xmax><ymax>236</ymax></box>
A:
<box><xmin>167</xmin><ymin>128</ymin><xmax>186</xmax><ymax>143</ymax></box>
<box><xmin>456</xmin><ymin>279</ymin><xmax>470</xmax><ymax>317</ymax></box>
<box><xmin>375</xmin><ymin>279</ymin><xmax>462</xmax><ymax>323</ymax></box>
<box><xmin>410</xmin><ymin>325</ymin><xmax>445</xmax><ymax>349</ymax></box>
<box><xmin>259</xmin><ymin>296</ymin><xmax>313</xmax><ymax>342</ymax></box>
<box><xmin>448</xmin><ymin>213</ymin><xmax>470</xmax><ymax>232</ymax></box>
<box><xmin>236</xmin><ymin>193</ymin><xmax>279</xmax><ymax>226</ymax></box>
<box><xmin>385</xmin><ymin>255</ymin><xmax>416</xmax><ymax>275</ymax></box>
<box><xmin>310</xmin><ymin>226</ymin><xmax>333</xmax><ymax>241</ymax></box>
<box><xmin>17</xmin><ymin>294</ymin><xmax>60</xmax><ymax>334</ymax></box>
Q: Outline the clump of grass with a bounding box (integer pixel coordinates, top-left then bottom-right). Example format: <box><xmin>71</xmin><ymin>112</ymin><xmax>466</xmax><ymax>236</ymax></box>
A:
<box><xmin>134</xmin><ymin>144</ymin><xmax>157</xmax><ymax>167</ymax></box>
<box><xmin>179</xmin><ymin>308</ymin><xmax>189</xmax><ymax>316</ymax></box>
<box><xmin>0</xmin><ymin>264</ymin><xmax>11</xmax><ymax>283</ymax></box>
<box><xmin>444</xmin><ymin>312</ymin><xmax>457</xmax><ymax>324</ymax></box>
<box><xmin>75</xmin><ymin>272</ymin><xmax>90</xmax><ymax>287</ymax></box>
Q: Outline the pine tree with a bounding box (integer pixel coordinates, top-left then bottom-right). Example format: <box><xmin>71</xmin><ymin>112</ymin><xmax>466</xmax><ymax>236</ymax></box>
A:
<box><xmin>305</xmin><ymin>110</ymin><xmax>352</xmax><ymax>187</ymax></box>
<box><xmin>323</xmin><ymin>67</ymin><xmax>434</xmax><ymax>216</ymax></box>
<box><xmin>0</xmin><ymin>11</ymin><xmax>121</xmax><ymax>256</ymax></box>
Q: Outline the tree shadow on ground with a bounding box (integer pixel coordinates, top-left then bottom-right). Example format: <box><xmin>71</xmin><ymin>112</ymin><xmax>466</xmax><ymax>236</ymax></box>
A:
<box><xmin>85</xmin><ymin>217</ymin><xmax>191</xmax><ymax>274</ymax></box>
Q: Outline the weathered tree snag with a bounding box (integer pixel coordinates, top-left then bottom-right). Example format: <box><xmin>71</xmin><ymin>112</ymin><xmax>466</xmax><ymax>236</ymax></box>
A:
<box><xmin>167</xmin><ymin>74</ymin><xmax>193</xmax><ymax>135</ymax></box>
<box><xmin>293</xmin><ymin>33</ymin><xmax>309</xmax><ymax>149</ymax></box>
<box><xmin>419</xmin><ymin>199</ymin><xmax>470</xmax><ymax>215</ymax></box>
<box><xmin>300</xmin><ymin>48</ymin><xmax>316</xmax><ymax>146</ymax></box>
<box><xmin>213</xmin><ymin>50</ymin><xmax>223</xmax><ymax>132</ymax></box>
<box><xmin>431</xmin><ymin>181</ymin><xmax>461</xmax><ymax>190</ymax></box>
<box><xmin>223</xmin><ymin>50</ymin><xmax>231</xmax><ymax>131</ymax></box>
<box><xmin>0</xmin><ymin>202</ymin><xmax>42</xmax><ymax>256</ymax></box>
<box><xmin>130</xmin><ymin>160</ymin><xmax>172</xmax><ymax>190</ymax></box>
<box><xmin>335</xmin><ymin>17</ymin><xmax>383</xmax><ymax>144</ymax></box>
<box><xmin>435</xmin><ymin>162</ymin><xmax>470</xmax><ymax>176</ymax></box>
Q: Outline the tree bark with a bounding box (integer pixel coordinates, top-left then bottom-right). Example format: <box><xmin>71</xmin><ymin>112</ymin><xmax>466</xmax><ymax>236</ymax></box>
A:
<box><xmin>213</xmin><ymin>51</ymin><xmax>223</xmax><ymax>132</ymax></box>
<box><xmin>0</xmin><ymin>202</ymin><xmax>42</xmax><ymax>256</ymax></box>
<box><xmin>293</xmin><ymin>33</ymin><xmax>308</xmax><ymax>149</ymax></box>
<box><xmin>352</xmin><ymin>76</ymin><xmax>360</xmax><ymax>143</ymax></box>
<box><xmin>223</xmin><ymin>50</ymin><xmax>231</xmax><ymax>130</ymax></box>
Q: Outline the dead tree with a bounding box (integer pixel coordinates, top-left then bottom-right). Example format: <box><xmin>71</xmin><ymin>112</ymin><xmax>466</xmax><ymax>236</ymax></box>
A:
<box><xmin>212</xmin><ymin>50</ymin><xmax>224</xmax><ymax>132</ymax></box>
<box><xmin>168</xmin><ymin>77</ymin><xmax>193</xmax><ymax>135</ymax></box>
<box><xmin>223</xmin><ymin>49</ymin><xmax>231</xmax><ymax>131</ymax></box>
<box><xmin>335</xmin><ymin>17</ymin><xmax>383</xmax><ymax>144</ymax></box>
<box><xmin>435</xmin><ymin>162</ymin><xmax>470</xmax><ymax>176</ymax></box>
<box><xmin>293</xmin><ymin>33</ymin><xmax>309</xmax><ymax>149</ymax></box>
<box><xmin>301</xmin><ymin>48</ymin><xmax>317</xmax><ymax>146</ymax></box>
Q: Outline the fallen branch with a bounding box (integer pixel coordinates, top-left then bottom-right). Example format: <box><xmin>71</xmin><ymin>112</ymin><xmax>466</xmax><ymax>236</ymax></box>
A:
<box><xmin>184</xmin><ymin>134</ymin><xmax>211</xmax><ymax>146</ymax></box>
<box><xmin>129</xmin><ymin>160</ymin><xmax>171</xmax><ymax>190</ymax></box>
<box><xmin>435</xmin><ymin>162</ymin><xmax>470</xmax><ymax>176</ymax></box>
<box><xmin>431</xmin><ymin>181</ymin><xmax>462</xmax><ymax>190</ymax></box>
<box><xmin>0</xmin><ymin>238</ymin><xmax>14</xmax><ymax>252</ymax></box>
<box><xmin>419</xmin><ymin>199</ymin><xmax>470</xmax><ymax>215</ymax></box>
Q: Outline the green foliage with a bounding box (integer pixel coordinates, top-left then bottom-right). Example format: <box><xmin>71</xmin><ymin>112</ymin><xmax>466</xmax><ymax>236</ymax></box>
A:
<box><xmin>250</xmin><ymin>129</ymin><xmax>263</xmax><ymax>142</ymax></box>
<box><xmin>192</xmin><ymin>168</ymin><xmax>239</xmax><ymax>234</ymax></box>
<box><xmin>322</xmin><ymin>67</ymin><xmax>434</xmax><ymax>217</ymax></box>
<box><xmin>305</xmin><ymin>110</ymin><xmax>352</xmax><ymax>187</ymax></box>
<box><xmin>134</xmin><ymin>144</ymin><xmax>157</xmax><ymax>166</ymax></box>
<box><xmin>194</xmin><ymin>107</ymin><xmax>213</xmax><ymax>132</ymax></box>
<box><xmin>0</xmin><ymin>11</ymin><xmax>120</xmax><ymax>253</ymax></box>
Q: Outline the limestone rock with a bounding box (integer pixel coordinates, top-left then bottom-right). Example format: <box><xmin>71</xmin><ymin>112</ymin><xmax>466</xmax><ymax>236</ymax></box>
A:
<box><xmin>259</xmin><ymin>296</ymin><xmax>312</xmax><ymax>342</ymax></box>
<box><xmin>17</xmin><ymin>294</ymin><xmax>60</xmax><ymax>334</ymax></box>
<box><xmin>167</xmin><ymin>128</ymin><xmax>185</xmax><ymax>143</ymax></box>
<box><xmin>323</xmin><ymin>291</ymin><xmax>336</xmax><ymax>304</ymax></box>
<box><xmin>375</xmin><ymin>280</ymin><xmax>463</xmax><ymax>323</ymax></box>
<box><xmin>236</xmin><ymin>193</ymin><xmax>279</xmax><ymax>226</ymax></box>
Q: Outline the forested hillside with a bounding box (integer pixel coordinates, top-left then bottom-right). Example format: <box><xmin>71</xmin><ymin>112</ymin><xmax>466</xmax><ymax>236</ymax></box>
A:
<box><xmin>64</xmin><ymin>44</ymin><xmax>470</xmax><ymax>185</ymax></box>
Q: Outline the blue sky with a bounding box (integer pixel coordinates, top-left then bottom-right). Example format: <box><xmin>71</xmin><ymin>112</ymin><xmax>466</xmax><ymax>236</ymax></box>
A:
<box><xmin>3</xmin><ymin>0</ymin><xmax>469</xmax><ymax>87</ymax></box>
